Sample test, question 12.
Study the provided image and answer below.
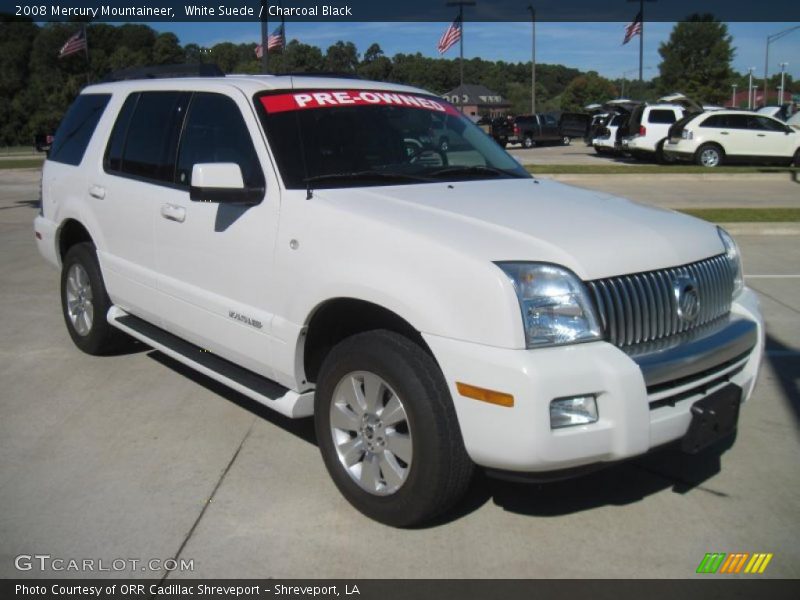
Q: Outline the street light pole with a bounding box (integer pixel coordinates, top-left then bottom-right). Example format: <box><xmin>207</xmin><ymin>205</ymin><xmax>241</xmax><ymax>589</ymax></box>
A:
<box><xmin>778</xmin><ymin>62</ymin><xmax>788</xmax><ymax>105</ymax></box>
<box><xmin>747</xmin><ymin>67</ymin><xmax>755</xmax><ymax>109</ymax></box>
<box><xmin>731</xmin><ymin>83</ymin><xmax>737</xmax><ymax>108</ymax></box>
<box><xmin>764</xmin><ymin>26</ymin><xmax>800</xmax><ymax>108</ymax></box>
<box><xmin>528</xmin><ymin>5</ymin><xmax>536</xmax><ymax>114</ymax></box>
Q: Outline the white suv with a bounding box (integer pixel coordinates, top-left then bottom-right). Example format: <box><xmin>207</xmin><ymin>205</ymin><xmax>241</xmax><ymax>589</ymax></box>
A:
<box><xmin>34</xmin><ymin>70</ymin><xmax>764</xmax><ymax>526</ymax></box>
<box><xmin>664</xmin><ymin>110</ymin><xmax>800</xmax><ymax>167</ymax></box>
<box><xmin>622</xmin><ymin>103</ymin><xmax>686</xmax><ymax>162</ymax></box>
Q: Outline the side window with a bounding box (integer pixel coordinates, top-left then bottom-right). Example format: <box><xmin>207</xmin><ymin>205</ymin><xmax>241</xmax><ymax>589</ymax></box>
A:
<box><xmin>116</xmin><ymin>91</ymin><xmax>190</xmax><ymax>183</ymax></box>
<box><xmin>543</xmin><ymin>114</ymin><xmax>557</xmax><ymax>126</ymax></box>
<box><xmin>176</xmin><ymin>93</ymin><xmax>265</xmax><ymax>189</ymax></box>
<box><xmin>648</xmin><ymin>109</ymin><xmax>677</xmax><ymax>124</ymax></box>
<box><xmin>726</xmin><ymin>115</ymin><xmax>750</xmax><ymax>129</ymax></box>
<box><xmin>49</xmin><ymin>94</ymin><xmax>111</xmax><ymax>166</ymax></box>
<box><xmin>104</xmin><ymin>93</ymin><xmax>138</xmax><ymax>172</ymax></box>
<box><xmin>754</xmin><ymin>116</ymin><xmax>785</xmax><ymax>132</ymax></box>
<box><xmin>700</xmin><ymin>115</ymin><xmax>727</xmax><ymax>128</ymax></box>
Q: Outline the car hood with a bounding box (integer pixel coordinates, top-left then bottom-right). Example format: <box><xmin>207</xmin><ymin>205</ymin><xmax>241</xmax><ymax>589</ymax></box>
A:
<box><xmin>313</xmin><ymin>178</ymin><xmax>724</xmax><ymax>280</ymax></box>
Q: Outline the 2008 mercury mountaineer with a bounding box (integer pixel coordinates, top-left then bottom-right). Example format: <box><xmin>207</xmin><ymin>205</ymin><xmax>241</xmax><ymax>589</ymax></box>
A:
<box><xmin>34</xmin><ymin>68</ymin><xmax>764</xmax><ymax>526</ymax></box>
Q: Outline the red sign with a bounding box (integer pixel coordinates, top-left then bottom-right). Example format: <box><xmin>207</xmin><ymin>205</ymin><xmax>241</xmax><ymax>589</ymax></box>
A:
<box><xmin>260</xmin><ymin>90</ymin><xmax>460</xmax><ymax>116</ymax></box>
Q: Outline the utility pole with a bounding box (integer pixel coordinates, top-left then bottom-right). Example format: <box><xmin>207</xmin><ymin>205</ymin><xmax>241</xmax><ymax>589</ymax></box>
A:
<box><xmin>747</xmin><ymin>67</ymin><xmax>755</xmax><ymax>109</ymax></box>
<box><xmin>731</xmin><ymin>83</ymin><xmax>737</xmax><ymax>108</ymax></box>
<box><xmin>778</xmin><ymin>62</ymin><xmax>788</xmax><ymax>105</ymax></box>
<box><xmin>764</xmin><ymin>26</ymin><xmax>800</xmax><ymax>108</ymax></box>
<box><xmin>446</xmin><ymin>1</ymin><xmax>476</xmax><ymax>94</ymax></box>
<box><xmin>527</xmin><ymin>5</ymin><xmax>536</xmax><ymax>114</ymax></box>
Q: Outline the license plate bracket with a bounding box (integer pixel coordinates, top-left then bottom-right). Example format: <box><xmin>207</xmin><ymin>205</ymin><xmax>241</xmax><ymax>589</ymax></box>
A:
<box><xmin>681</xmin><ymin>384</ymin><xmax>742</xmax><ymax>454</ymax></box>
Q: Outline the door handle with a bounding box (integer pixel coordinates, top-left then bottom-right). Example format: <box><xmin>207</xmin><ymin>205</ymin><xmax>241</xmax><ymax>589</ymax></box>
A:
<box><xmin>160</xmin><ymin>204</ymin><xmax>186</xmax><ymax>223</ymax></box>
<box><xmin>720</xmin><ymin>131</ymin><xmax>729</xmax><ymax>135</ymax></box>
<box><xmin>88</xmin><ymin>185</ymin><xmax>106</xmax><ymax>199</ymax></box>
<box><xmin>757</xmin><ymin>134</ymin><xmax>766</xmax><ymax>137</ymax></box>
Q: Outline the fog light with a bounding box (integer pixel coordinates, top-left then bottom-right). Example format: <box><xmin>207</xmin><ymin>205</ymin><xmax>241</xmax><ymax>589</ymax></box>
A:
<box><xmin>550</xmin><ymin>395</ymin><xmax>598</xmax><ymax>429</ymax></box>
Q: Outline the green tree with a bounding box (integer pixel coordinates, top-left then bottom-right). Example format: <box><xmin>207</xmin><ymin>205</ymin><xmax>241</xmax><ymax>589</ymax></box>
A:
<box><xmin>153</xmin><ymin>32</ymin><xmax>184</xmax><ymax>65</ymax></box>
<box><xmin>325</xmin><ymin>41</ymin><xmax>359</xmax><ymax>73</ymax></box>
<box><xmin>560</xmin><ymin>73</ymin><xmax>617</xmax><ymax>111</ymax></box>
<box><xmin>657</xmin><ymin>15</ymin><xmax>735</xmax><ymax>104</ymax></box>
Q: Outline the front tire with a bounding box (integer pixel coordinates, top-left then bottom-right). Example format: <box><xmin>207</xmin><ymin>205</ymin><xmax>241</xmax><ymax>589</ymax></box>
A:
<box><xmin>60</xmin><ymin>242</ymin><xmax>128</xmax><ymax>355</ymax></box>
<box><xmin>696</xmin><ymin>144</ymin><xmax>724</xmax><ymax>168</ymax></box>
<box><xmin>314</xmin><ymin>330</ymin><xmax>473</xmax><ymax>527</ymax></box>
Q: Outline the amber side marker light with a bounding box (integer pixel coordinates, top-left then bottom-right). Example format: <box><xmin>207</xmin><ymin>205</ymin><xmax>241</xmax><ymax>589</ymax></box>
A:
<box><xmin>456</xmin><ymin>382</ymin><xmax>514</xmax><ymax>407</ymax></box>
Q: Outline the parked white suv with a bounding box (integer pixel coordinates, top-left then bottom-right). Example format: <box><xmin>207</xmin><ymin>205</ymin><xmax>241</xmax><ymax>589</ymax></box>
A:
<box><xmin>664</xmin><ymin>110</ymin><xmax>800</xmax><ymax>167</ymax></box>
<box><xmin>34</xmin><ymin>70</ymin><xmax>764</xmax><ymax>526</ymax></box>
<box><xmin>622</xmin><ymin>103</ymin><xmax>687</xmax><ymax>162</ymax></box>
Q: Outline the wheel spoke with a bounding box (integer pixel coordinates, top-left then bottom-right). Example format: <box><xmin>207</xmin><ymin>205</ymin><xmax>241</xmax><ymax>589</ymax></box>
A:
<box><xmin>378</xmin><ymin>453</ymin><xmax>405</xmax><ymax>490</ymax></box>
<box><xmin>359</xmin><ymin>453</ymin><xmax>381</xmax><ymax>492</ymax></box>
<box><xmin>338</xmin><ymin>376</ymin><xmax>365</xmax><ymax>416</ymax></box>
<box><xmin>338</xmin><ymin>437</ymin><xmax>364</xmax><ymax>468</ymax></box>
<box><xmin>385</xmin><ymin>431</ymin><xmax>412</xmax><ymax>464</ymax></box>
<box><xmin>66</xmin><ymin>273</ymin><xmax>78</xmax><ymax>297</ymax></box>
<box><xmin>330</xmin><ymin>402</ymin><xmax>360</xmax><ymax>432</ymax></box>
<box><xmin>380</xmin><ymin>395</ymin><xmax>406</xmax><ymax>427</ymax></box>
<box><xmin>362</xmin><ymin>372</ymin><xmax>384</xmax><ymax>414</ymax></box>
<box><xmin>83</xmin><ymin>301</ymin><xmax>94</xmax><ymax>327</ymax></box>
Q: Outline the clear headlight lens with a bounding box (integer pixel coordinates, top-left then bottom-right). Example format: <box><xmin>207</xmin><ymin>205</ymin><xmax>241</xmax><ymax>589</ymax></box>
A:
<box><xmin>497</xmin><ymin>263</ymin><xmax>603</xmax><ymax>348</ymax></box>
<box><xmin>717</xmin><ymin>227</ymin><xmax>744</xmax><ymax>297</ymax></box>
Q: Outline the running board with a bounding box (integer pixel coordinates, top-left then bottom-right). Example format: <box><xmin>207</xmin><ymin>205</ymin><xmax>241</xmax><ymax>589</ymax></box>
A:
<box><xmin>107</xmin><ymin>306</ymin><xmax>314</xmax><ymax>418</ymax></box>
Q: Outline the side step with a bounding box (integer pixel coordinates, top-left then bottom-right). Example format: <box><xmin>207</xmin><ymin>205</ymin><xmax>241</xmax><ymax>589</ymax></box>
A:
<box><xmin>107</xmin><ymin>306</ymin><xmax>314</xmax><ymax>418</ymax></box>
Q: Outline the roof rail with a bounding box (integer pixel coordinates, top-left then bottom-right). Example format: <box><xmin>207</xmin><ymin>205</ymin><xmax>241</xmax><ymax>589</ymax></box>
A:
<box><xmin>283</xmin><ymin>71</ymin><xmax>363</xmax><ymax>80</ymax></box>
<box><xmin>101</xmin><ymin>63</ymin><xmax>225</xmax><ymax>83</ymax></box>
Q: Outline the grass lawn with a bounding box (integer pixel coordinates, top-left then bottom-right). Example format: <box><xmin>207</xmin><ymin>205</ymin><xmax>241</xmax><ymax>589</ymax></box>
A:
<box><xmin>679</xmin><ymin>208</ymin><xmax>800</xmax><ymax>223</ymax></box>
<box><xmin>525</xmin><ymin>164</ymin><xmax>799</xmax><ymax>175</ymax></box>
<box><xmin>0</xmin><ymin>159</ymin><xmax>44</xmax><ymax>170</ymax></box>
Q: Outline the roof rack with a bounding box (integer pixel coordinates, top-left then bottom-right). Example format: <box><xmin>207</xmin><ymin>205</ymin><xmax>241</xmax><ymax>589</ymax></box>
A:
<box><xmin>283</xmin><ymin>71</ymin><xmax>363</xmax><ymax>80</ymax></box>
<box><xmin>101</xmin><ymin>63</ymin><xmax>225</xmax><ymax>83</ymax></box>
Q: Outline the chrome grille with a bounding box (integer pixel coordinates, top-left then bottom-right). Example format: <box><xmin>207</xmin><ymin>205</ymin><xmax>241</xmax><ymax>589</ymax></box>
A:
<box><xmin>586</xmin><ymin>255</ymin><xmax>734</xmax><ymax>348</ymax></box>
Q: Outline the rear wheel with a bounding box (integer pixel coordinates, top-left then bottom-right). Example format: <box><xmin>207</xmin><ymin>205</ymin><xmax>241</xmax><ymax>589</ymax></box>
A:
<box><xmin>793</xmin><ymin>148</ymin><xmax>800</xmax><ymax>167</ymax></box>
<box><xmin>656</xmin><ymin>139</ymin><xmax>675</xmax><ymax>164</ymax></box>
<box><xmin>523</xmin><ymin>136</ymin><xmax>534</xmax><ymax>149</ymax></box>
<box><xmin>562</xmin><ymin>135</ymin><xmax>571</xmax><ymax>146</ymax></box>
<box><xmin>314</xmin><ymin>330</ymin><xmax>473</xmax><ymax>527</ymax></box>
<box><xmin>696</xmin><ymin>144</ymin><xmax>724</xmax><ymax>168</ymax></box>
<box><xmin>60</xmin><ymin>242</ymin><xmax>130</xmax><ymax>355</ymax></box>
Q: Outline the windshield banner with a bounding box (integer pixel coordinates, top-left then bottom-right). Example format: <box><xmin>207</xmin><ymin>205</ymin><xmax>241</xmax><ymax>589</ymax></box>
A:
<box><xmin>260</xmin><ymin>91</ymin><xmax>461</xmax><ymax>116</ymax></box>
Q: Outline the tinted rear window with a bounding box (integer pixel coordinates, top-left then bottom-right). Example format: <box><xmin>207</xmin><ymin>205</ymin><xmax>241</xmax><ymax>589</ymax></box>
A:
<box><xmin>648</xmin><ymin>109</ymin><xmax>678</xmax><ymax>124</ymax></box>
<box><xmin>700</xmin><ymin>114</ymin><xmax>728</xmax><ymax>128</ymax></box>
<box><xmin>49</xmin><ymin>94</ymin><xmax>111</xmax><ymax>166</ymax></box>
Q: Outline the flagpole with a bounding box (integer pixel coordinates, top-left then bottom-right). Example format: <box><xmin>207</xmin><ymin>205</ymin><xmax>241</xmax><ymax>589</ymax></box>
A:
<box><xmin>446</xmin><ymin>1</ymin><xmax>475</xmax><ymax>112</ymax></box>
<box><xmin>83</xmin><ymin>25</ymin><xmax>91</xmax><ymax>85</ymax></box>
<box><xmin>260</xmin><ymin>0</ymin><xmax>269</xmax><ymax>73</ymax></box>
<box><xmin>638</xmin><ymin>0</ymin><xmax>643</xmax><ymax>81</ymax></box>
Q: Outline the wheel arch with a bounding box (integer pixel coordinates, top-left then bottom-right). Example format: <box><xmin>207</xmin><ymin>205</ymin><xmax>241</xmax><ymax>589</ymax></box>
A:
<box><xmin>58</xmin><ymin>218</ymin><xmax>94</xmax><ymax>260</ymax></box>
<box><xmin>301</xmin><ymin>297</ymin><xmax>435</xmax><ymax>385</ymax></box>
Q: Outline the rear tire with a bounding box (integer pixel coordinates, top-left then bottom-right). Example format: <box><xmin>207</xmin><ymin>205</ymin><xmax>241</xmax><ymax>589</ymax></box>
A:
<box><xmin>696</xmin><ymin>144</ymin><xmax>724</xmax><ymax>168</ymax></box>
<box><xmin>793</xmin><ymin>148</ymin><xmax>800</xmax><ymax>167</ymax></box>
<box><xmin>562</xmin><ymin>135</ymin><xmax>571</xmax><ymax>146</ymax></box>
<box><xmin>656</xmin><ymin>139</ymin><xmax>675</xmax><ymax>164</ymax></box>
<box><xmin>314</xmin><ymin>330</ymin><xmax>473</xmax><ymax>527</ymax></box>
<box><xmin>60</xmin><ymin>242</ymin><xmax>129</xmax><ymax>355</ymax></box>
<box><xmin>523</xmin><ymin>136</ymin><xmax>534</xmax><ymax>149</ymax></box>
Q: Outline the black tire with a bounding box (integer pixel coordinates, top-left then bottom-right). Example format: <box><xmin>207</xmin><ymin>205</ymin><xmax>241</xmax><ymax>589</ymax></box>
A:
<box><xmin>314</xmin><ymin>330</ymin><xmax>474</xmax><ymax>527</ymax></box>
<box><xmin>695</xmin><ymin>143</ymin><xmax>724</xmax><ymax>168</ymax></box>
<box><xmin>60</xmin><ymin>242</ymin><xmax>129</xmax><ymax>355</ymax></box>
<box><xmin>523</xmin><ymin>136</ymin><xmax>534</xmax><ymax>149</ymax></box>
<box><xmin>562</xmin><ymin>135</ymin><xmax>571</xmax><ymax>146</ymax></box>
<box><xmin>793</xmin><ymin>148</ymin><xmax>800</xmax><ymax>167</ymax></box>
<box><xmin>655</xmin><ymin>139</ymin><xmax>675</xmax><ymax>164</ymax></box>
<box><xmin>439</xmin><ymin>138</ymin><xmax>449</xmax><ymax>152</ymax></box>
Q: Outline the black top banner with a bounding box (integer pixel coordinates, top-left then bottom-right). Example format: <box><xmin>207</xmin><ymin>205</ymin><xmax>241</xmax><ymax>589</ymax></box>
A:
<box><xmin>3</xmin><ymin>0</ymin><xmax>800</xmax><ymax>22</ymax></box>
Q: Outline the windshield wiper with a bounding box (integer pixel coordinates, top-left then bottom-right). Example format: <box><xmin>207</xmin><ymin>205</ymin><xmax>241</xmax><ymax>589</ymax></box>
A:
<box><xmin>425</xmin><ymin>165</ymin><xmax>526</xmax><ymax>179</ymax></box>
<box><xmin>303</xmin><ymin>170</ymin><xmax>434</xmax><ymax>199</ymax></box>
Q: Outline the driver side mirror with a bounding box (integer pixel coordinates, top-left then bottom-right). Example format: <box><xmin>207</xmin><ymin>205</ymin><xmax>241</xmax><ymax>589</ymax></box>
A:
<box><xmin>190</xmin><ymin>163</ymin><xmax>263</xmax><ymax>205</ymax></box>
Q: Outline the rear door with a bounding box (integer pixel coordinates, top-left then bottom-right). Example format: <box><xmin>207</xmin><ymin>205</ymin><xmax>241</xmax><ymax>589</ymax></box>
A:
<box><xmin>559</xmin><ymin>113</ymin><xmax>591</xmax><ymax>139</ymax></box>
<box><xmin>646</xmin><ymin>108</ymin><xmax>680</xmax><ymax>145</ymax></box>
<box><xmin>750</xmin><ymin>116</ymin><xmax>796</xmax><ymax>158</ymax></box>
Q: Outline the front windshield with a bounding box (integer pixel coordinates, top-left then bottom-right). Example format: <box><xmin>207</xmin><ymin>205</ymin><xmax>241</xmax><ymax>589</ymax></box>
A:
<box><xmin>255</xmin><ymin>89</ymin><xmax>530</xmax><ymax>189</ymax></box>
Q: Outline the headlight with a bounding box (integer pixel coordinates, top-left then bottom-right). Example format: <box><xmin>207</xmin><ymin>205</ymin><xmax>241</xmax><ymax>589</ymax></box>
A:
<box><xmin>497</xmin><ymin>263</ymin><xmax>603</xmax><ymax>348</ymax></box>
<box><xmin>717</xmin><ymin>227</ymin><xmax>744</xmax><ymax>297</ymax></box>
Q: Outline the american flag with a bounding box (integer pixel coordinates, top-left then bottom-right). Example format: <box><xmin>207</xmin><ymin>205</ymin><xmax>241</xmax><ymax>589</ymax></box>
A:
<box><xmin>623</xmin><ymin>11</ymin><xmax>642</xmax><ymax>45</ymax></box>
<box><xmin>437</xmin><ymin>15</ymin><xmax>462</xmax><ymax>55</ymax></box>
<box><xmin>59</xmin><ymin>27</ymin><xmax>87</xmax><ymax>59</ymax></box>
<box><xmin>255</xmin><ymin>23</ymin><xmax>285</xmax><ymax>58</ymax></box>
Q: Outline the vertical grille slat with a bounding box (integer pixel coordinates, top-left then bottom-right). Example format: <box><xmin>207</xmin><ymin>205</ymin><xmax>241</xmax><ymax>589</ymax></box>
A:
<box><xmin>587</xmin><ymin>254</ymin><xmax>734</xmax><ymax>350</ymax></box>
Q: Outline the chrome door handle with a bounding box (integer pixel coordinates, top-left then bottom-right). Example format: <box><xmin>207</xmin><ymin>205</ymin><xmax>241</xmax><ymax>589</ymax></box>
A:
<box><xmin>757</xmin><ymin>134</ymin><xmax>766</xmax><ymax>137</ymax></box>
<box><xmin>720</xmin><ymin>131</ymin><xmax>729</xmax><ymax>135</ymax></box>
<box><xmin>160</xmin><ymin>204</ymin><xmax>186</xmax><ymax>223</ymax></box>
<box><xmin>88</xmin><ymin>185</ymin><xmax>106</xmax><ymax>199</ymax></box>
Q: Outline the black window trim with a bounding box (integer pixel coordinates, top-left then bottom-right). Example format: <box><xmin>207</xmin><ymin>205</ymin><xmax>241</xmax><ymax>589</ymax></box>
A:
<box><xmin>103</xmin><ymin>90</ymin><xmax>265</xmax><ymax>195</ymax></box>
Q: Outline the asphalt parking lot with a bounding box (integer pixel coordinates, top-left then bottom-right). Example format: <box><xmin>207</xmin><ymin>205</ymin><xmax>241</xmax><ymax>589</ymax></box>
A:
<box><xmin>0</xmin><ymin>167</ymin><xmax>798</xmax><ymax>579</ymax></box>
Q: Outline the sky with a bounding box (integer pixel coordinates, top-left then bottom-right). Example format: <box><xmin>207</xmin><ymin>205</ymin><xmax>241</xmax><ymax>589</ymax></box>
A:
<box><xmin>148</xmin><ymin>21</ymin><xmax>800</xmax><ymax>81</ymax></box>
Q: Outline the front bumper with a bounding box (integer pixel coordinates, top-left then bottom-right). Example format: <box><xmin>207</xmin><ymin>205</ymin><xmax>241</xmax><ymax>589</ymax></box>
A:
<box><xmin>423</xmin><ymin>287</ymin><xmax>763</xmax><ymax>473</ymax></box>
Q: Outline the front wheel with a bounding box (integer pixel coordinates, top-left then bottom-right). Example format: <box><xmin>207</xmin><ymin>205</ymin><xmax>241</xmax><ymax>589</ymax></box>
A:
<box><xmin>696</xmin><ymin>144</ymin><xmax>724</xmax><ymax>168</ymax></box>
<box><xmin>314</xmin><ymin>330</ymin><xmax>473</xmax><ymax>527</ymax></box>
<box><xmin>523</xmin><ymin>136</ymin><xmax>534</xmax><ymax>149</ymax></box>
<box><xmin>562</xmin><ymin>135</ymin><xmax>571</xmax><ymax>146</ymax></box>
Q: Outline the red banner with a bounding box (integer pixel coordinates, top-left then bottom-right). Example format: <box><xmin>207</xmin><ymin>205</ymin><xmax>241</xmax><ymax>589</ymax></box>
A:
<box><xmin>260</xmin><ymin>90</ymin><xmax>460</xmax><ymax>116</ymax></box>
